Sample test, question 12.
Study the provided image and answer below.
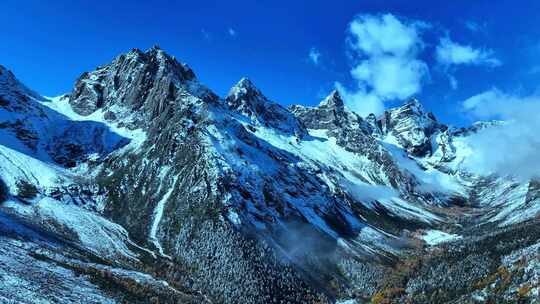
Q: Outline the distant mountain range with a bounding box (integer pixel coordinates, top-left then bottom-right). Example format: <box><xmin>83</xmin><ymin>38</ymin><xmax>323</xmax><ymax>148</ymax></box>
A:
<box><xmin>1</xmin><ymin>46</ymin><xmax>539</xmax><ymax>303</ymax></box>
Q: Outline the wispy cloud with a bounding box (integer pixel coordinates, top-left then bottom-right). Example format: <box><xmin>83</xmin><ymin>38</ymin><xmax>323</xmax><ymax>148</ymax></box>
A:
<box><xmin>201</xmin><ymin>29</ymin><xmax>211</xmax><ymax>41</ymax></box>
<box><xmin>436</xmin><ymin>37</ymin><xmax>501</xmax><ymax>67</ymax></box>
<box><xmin>464</xmin><ymin>21</ymin><xmax>487</xmax><ymax>33</ymax></box>
<box><xmin>336</xmin><ymin>13</ymin><xmax>429</xmax><ymax>116</ymax></box>
<box><xmin>448</xmin><ymin>74</ymin><xmax>458</xmax><ymax>90</ymax></box>
<box><xmin>228</xmin><ymin>28</ymin><xmax>236</xmax><ymax>37</ymax></box>
<box><xmin>436</xmin><ymin>37</ymin><xmax>501</xmax><ymax>89</ymax></box>
<box><xmin>461</xmin><ymin>89</ymin><xmax>540</xmax><ymax>180</ymax></box>
<box><xmin>308</xmin><ymin>47</ymin><xmax>321</xmax><ymax>65</ymax></box>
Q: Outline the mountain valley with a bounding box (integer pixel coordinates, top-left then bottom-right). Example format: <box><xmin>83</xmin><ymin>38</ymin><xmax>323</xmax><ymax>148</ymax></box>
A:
<box><xmin>0</xmin><ymin>46</ymin><xmax>539</xmax><ymax>304</ymax></box>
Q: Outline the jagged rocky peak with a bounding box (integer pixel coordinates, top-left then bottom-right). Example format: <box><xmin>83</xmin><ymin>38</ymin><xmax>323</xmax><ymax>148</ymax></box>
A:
<box><xmin>318</xmin><ymin>89</ymin><xmax>345</xmax><ymax>111</ymax></box>
<box><xmin>226</xmin><ymin>77</ymin><xmax>269</xmax><ymax>115</ymax></box>
<box><xmin>403</xmin><ymin>97</ymin><xmax>423</xmax><ymax>111</ymax></box>
<box><xmin>68</xmin><ymin>46</ymin><xmax>215</xmax><ymax>121</ymax></box>
<box><xmin>0</xmin><ymin>66</ymin><xmax>43</xmax><ymax>153</ymax></box>
<box><xmin>379</xmin><ymin>98</ymin><xmax>446</xmax><ymax>156</ymax></box>
<box><xmin>227</xmin><ymin>77</ymin><xmax>262</xmax><ymax>99</ymax></box>
<box><xmin>395</xmin><ymin>98</ymin><xmax>437</xmax><ymax>122</ymax></box>
<box><xmin>0</xmin><ymin>64</ymin><xmax>14</xmax><ymax>81</ymax></box>
<box><xmin>0</xmin><ymin>65</ymin><xmax>20</xmax><ymax>100</ymax></box>
<box><xmin>226</xmin><ymin>77</ymin><xmax>306</xmax><ymax>136</ymax></box>
<box><xmin>289</xmin><ymin>89</ymin><xmax>372</xmax><ymax>134</ymax></box>
<box><xmin>127</xmin><ymin>45</ymin><xmax>196</xmax><ymax>80</ymax></box>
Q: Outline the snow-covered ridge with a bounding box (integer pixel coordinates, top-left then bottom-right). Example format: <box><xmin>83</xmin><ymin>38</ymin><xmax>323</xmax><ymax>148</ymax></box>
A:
<box><xmin>226</xmin><ymin>77</ymin><xmax>306</xmax><ymax>136</ymax></box>
<box><xmin>0</xmin><ymin>63</ymin><xmax>151</xmax><ymax>256</ymax></box>
<box><xmin>378</xmin><ymin>98</ymin><xmax>444</xmax><ymax>157</ymax></box>
<box><xmin>2</xmin><ymin>46</ymin><xmax>537</xmax><ymax>243</ymax></box>
<box><xmin>0</xmin><ymin>81</ymin><xmax>142</xmax><ymax>194</ymax></box>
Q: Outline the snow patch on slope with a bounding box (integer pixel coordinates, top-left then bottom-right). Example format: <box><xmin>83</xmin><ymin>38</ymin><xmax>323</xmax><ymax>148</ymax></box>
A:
<box><xmin>42</xmin><ymin>96</ymin><xmax>147</xmax><ymax>148</ymax></box>
<box><xmin>0</xmin><ymin>139</ymin><xmax>69</xmax><ymax>191</ymax></box>
<box><xmin>421</xmin><ymin>229</ymin><xmax>462</xmax><ymax>245</ymax></box>
<box><xmin>247</xmin><ymin>124</ymin><xmax>442</xmax><ymax>224</ymax></box>
<box><xmin>149</xmin><ymin>176</ymin><xmax>177</xmax><ymax>256</ymax></box>
<box><xmin>0</xmin><ymin>237</ymin><xmax>116</xmax><ymax>304</ymax></box>
<box><xmin>2</xmin><ymin>198</ymin><xmax>140</xmax><ymax>261</ymax></box>
<box><xmin>382</xmin><ymin>134</ymin><xmax>465</xmax><ymax>195</ymax></box>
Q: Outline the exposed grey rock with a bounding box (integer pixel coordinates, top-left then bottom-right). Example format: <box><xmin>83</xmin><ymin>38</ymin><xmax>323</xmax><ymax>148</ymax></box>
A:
<box><xmin>227</xmin><ymin>77</ymin><xmax>306</xmax><ymax>137</ymax></box>
<box><xmin>69</xmin><ymin>46</ymin><xmax>217</xmax><ymax>126</ymax></box>
<box><xmin>289</xmin><ymin>90</ymin><xmax>372</xmax><ymax>135</ymax></box>
<box><xmin>290</xmin><ymin>91</ymin><xmax>440</xmax><ymax>207</ymax></box>
<box><xmin>378</xmin><ymin>98</ymin><xmax>445</xmax><ymax>157</ymax></box>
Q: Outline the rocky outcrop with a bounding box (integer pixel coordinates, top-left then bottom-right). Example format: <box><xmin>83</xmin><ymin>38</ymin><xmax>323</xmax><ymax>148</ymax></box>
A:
<box><xmin>378</xmin><ymin>98</ymin><xmax>445</xmax><ymax>157</ymax></box>
<box><xmin>227</xmin><ymin>78</ymin><xmax>306</xmax><ymax>137</ymax></box>
<box><xmin>290</xmin><ymin>91</ymin><xmax>432</xmax><ymax>204</ymax></box>
<box><xmin>289</xmin><ymin>90</ymin><xmax>372</xmax><ymax>135</ymax></box>
<box><xmin>68</xmin><ymin>46</ymin><xmax>217</xmax><ymax>126</ymax></box>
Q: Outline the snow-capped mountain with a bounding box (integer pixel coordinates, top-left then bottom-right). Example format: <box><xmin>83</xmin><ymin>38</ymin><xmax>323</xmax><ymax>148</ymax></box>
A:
<box><xmin>1</xmin><ymin>47</ymin><xmax>539</xmax><ymax>304</ymax></box>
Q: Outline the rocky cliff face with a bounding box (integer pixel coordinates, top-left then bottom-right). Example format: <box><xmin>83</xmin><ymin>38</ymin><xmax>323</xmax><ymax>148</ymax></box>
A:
<box><xmin>1</xmin><ymin>47</ymin><xmax>540</xmax><ymax>304</ymax></box>
<box><xmin>289</xmin><ymin>90</ymin><xmax>371</xmax><ymax>134</ymax></box>
<box><xmin>226</xmin><ymin>78</ymin><xmax>306</xmax><ymax>137</ymax></box>
<box><xmin>69</xmin><ymin>46</ymin><xmax>216</xmax><ymax>126</ymax></box>
<box><xmin>378</xmin><ymin>98</ymin><xmax>445</xmax><ymax>157</ymax></box>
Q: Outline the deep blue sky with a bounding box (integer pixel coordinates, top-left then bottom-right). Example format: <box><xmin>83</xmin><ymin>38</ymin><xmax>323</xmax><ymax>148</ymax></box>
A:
<box><xmin>2</xmin><ymin>0</ymin><xmax>539</xmax><ymax>126</ymax></box>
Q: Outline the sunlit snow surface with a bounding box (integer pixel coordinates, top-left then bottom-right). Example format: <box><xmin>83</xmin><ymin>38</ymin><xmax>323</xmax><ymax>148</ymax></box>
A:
<box><xmin>382</xmin><ymin>134</ymin><xmax>465</xmax><ymax>195</ymax></box>
<box><xmin>2</xmin><ymin>197</ymin><xmax>140</xmax><ymax>261</ymax></box>
<box><xmin>0</xmin><ymin>139</ymin><xmax>68</xmax><ymax>190</ymax></box>
<box><xmin>421</xmin><ymin>229</ymin><xmax>462</xmax><ymax>246</ymax></box>
<box><xmin>0</xmin><ymin>92</ymin><xmax>146</xmax><ymax>192</ymax></box>
<box><xmin>429</xmin><ymin>131</ymin><xmax>540</xmax><ymax>226</ymax></box>
<box><xmin>0</xmin><ymin>238</ymin><xmax>117</xmax><ymax>304</ymax></box>
<box><xmin>42</xmin><ymin>95</ymin><xmax>147</xmax><ymax>148</ymax></box>
<box><xmin>0</xmin><ymin>77</ymin><xmax>151</xmax><ymax>261</ymax></box>
<box><xmin>234</xmin><ymin>123</ymin><xmax>444</xmax><ymax>225</ymax></box>
<box><xmin>204</xmin><ymin>106</ymin><xmax>454</xmax><ymax>259</ymax></box>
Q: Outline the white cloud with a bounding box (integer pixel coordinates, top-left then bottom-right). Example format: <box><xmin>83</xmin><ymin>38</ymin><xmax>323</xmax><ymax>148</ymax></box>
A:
<box><xmin>348</xmin><ymin>14</ymin><xmax>427</xmax><ymax>57</ymax></box>
<box><xmin>228</xmin><ymin>28</ymin><xmax>236</xmax><ymax>37</ymax></box>
<box><xmin>461</xmin><ymin>89</ymin><xmax>540</xmax><ymax>180</ymax></box>
<box><xmin>436</xmin><ymin>37</ymin><xmax>501</xmax><ymax>67</ymax></box>
<box><xmin>308</xmin><ymin>47</ymin><xmax>321</xmax><ymax>65</ymax></box>
<box><xmin>335</xmin><ymin>82</ymin><xmax>385</xmax><ymax>116</ymax></box>
<box><xmin>350</xmin><ymin>56</ymin><xmax>428</xmax><ymax>100</ymax></box>
<box><xmin>337</xmin><ymin>14</ymin><xmax>429</xmax><ymax>117</ymax></box>
<box><xmin>436</xmin><ymin>37</ymin><xmax>501</xmax><ymax>89</ymax></box>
